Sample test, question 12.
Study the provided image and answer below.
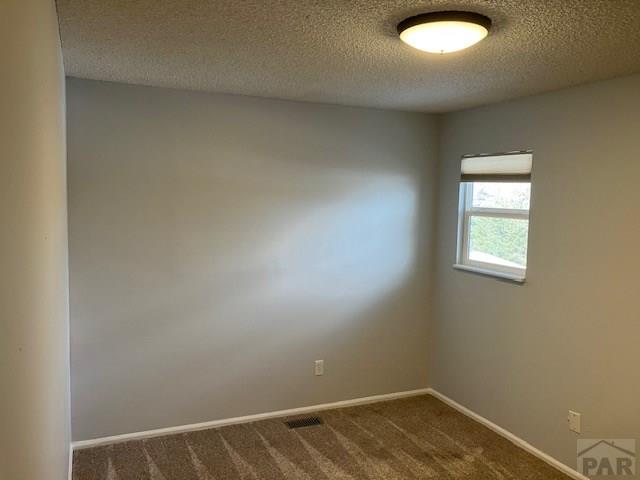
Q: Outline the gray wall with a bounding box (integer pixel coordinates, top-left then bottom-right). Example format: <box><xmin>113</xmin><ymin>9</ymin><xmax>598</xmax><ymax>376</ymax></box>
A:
<box><xmin>67</xmin><ymin>79</ymin><xmax>437</xmax><ymax>441</ymax></box>
<box><xmin>432</xmin><ymin>73</ymin><xmax>640</xmax><ymax>470</ymax></box>
<box><xmin>0</xmin><ymin>1</ymin><xmax>70</xmax><ymax>478</ymax></box>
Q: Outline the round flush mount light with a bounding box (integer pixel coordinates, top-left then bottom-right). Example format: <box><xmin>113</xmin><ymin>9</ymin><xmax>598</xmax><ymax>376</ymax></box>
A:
<box><xmin>397</xmin><ymin>11</ymin><xmax>491</xmax><ymax>54</ymax></box>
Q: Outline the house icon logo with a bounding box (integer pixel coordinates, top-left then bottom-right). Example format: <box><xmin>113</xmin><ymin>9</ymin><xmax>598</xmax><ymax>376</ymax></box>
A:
<box><xmin>578</xmin><ymin>439</ymin><xmax>636</xmax><ymax>477</ymax></box>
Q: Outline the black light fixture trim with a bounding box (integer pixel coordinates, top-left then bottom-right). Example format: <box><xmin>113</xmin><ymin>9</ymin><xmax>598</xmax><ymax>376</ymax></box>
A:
<box><xmin>397</xmin><ymin>11</ymin><xmax>492</xmax><ymax>35</ymax></box>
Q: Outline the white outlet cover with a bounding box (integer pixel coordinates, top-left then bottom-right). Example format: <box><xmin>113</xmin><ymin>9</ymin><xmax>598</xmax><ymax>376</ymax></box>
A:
<box><xmin>314</xmin><ymin>360</ymin><xmax>324</xmax><ymax>376</ymax></box>
<box><xmin>568</xmin><ymin>410</ymin><xmax>581</xmax><ymax>433</ymax></box>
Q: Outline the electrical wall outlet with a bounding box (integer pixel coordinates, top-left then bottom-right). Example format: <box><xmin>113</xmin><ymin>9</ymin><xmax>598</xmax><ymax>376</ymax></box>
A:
<box><xmin>568</xmin><ymin>410</ymin><xmax>581</xmax><ymax>433</ymax></box>
<box><xmin>314</xmin><ymin>360</ymin><xmax>324</xmax><ymax>376</ymax></box>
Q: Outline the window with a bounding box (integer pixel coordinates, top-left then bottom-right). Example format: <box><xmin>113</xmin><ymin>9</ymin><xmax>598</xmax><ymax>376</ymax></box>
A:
<box><xmin>455</xmin><ymin>152</ymin><xmax>532</xmax><ymax>282</ymax></box>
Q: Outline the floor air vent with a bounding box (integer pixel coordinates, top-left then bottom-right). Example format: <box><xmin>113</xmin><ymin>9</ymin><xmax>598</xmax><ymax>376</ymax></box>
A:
<box><xmin>285</xmin><ymin>416</ymin><xmax>323</xmax><ymax>429</ymax></box>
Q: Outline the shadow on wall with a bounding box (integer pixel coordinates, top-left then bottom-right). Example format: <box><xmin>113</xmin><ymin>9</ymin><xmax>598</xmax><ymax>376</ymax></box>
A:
<box><xmin>71</xmin><ymin>168</ymin><xmax>427</xmax><ymax>439</ymax></box>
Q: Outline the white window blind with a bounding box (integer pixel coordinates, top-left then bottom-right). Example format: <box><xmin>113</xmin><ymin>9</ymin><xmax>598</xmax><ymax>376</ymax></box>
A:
<box><xmin>461</xmin><ymin>152</ymin><xmax>532</xmax><ymax>182</ymax></box>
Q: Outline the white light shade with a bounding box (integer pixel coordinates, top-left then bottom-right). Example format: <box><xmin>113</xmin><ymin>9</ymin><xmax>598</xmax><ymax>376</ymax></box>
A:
<box><xmin>399</xmin><ymin>20</ymin><xmax>489</xmax><ymax>54</ymax></box>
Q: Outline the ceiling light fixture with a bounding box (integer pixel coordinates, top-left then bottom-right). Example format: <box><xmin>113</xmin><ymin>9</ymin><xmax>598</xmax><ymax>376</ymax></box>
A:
<box><xmin>397</xmin><ymin>11</ymin><xmax>491</xmax><ymax>54</ymax></box>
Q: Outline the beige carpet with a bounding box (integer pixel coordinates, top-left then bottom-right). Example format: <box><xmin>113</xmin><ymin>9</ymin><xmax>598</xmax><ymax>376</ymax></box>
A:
<box><xmin>73</xmin><ymin>394</ymin><xmax>570</xmax><ymax>479</ymax></box>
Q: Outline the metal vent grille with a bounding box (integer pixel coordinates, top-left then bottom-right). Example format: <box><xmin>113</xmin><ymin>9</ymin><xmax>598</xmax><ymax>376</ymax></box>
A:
<box><xmin>285</xmin><ymin>416</ymin><xmax>323</xmax><ymax>429</ymax></box>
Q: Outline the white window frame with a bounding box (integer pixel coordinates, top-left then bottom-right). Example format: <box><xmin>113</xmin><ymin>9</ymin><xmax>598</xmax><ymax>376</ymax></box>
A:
<box><xmin>455</xmin><ymin>181</ymin><xmax>530</xmax><ymax>282</ymax></box>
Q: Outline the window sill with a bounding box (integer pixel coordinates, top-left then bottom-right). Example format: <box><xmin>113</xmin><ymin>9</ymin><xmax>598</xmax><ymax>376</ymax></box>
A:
<box><xmin>453</xmin><ymin>264</ymin><xmax>525</xmax><ymax>284</ymax></box>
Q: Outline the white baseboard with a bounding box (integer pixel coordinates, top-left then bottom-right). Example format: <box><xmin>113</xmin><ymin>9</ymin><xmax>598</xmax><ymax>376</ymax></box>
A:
<box><xmin>426</xmin><ymin>388</ymin><xmax>588</xmax><ymax>480</ymax></box>
<box><xmin>72</xmin><ymin>387</ymin><xmax>431</xmax><ymax>450</ymax></box>
<box><xmin>71</xmin><ymin>386</ymin><xmax>587</xmax><ymax>480</ymax></box>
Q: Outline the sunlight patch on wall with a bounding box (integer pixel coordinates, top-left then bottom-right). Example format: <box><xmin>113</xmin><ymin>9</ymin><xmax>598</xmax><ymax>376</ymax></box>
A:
<box><xmin>267</xmin><ymin>175</ymin><xmax>417</xmax><ymax>317</ymax></box>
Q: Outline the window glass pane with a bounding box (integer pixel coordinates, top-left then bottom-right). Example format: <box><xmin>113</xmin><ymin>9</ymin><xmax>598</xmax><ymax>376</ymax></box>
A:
<box><xmin>472</xmin><ymin>182</ymin><xmax>531</xmax><ymax>210</ymax></box>
<box><xmin>468</xmin><ymin>216</ymin><xmax>528</xmax><ymax>268</ymax></box>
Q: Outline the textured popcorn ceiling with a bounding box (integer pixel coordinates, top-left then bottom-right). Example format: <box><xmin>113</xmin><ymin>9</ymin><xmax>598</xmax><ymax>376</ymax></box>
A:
<box><xmin>57</xmin><ymin>0</ymin><xmax>640</xmax><ymax>112</ymax></box>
